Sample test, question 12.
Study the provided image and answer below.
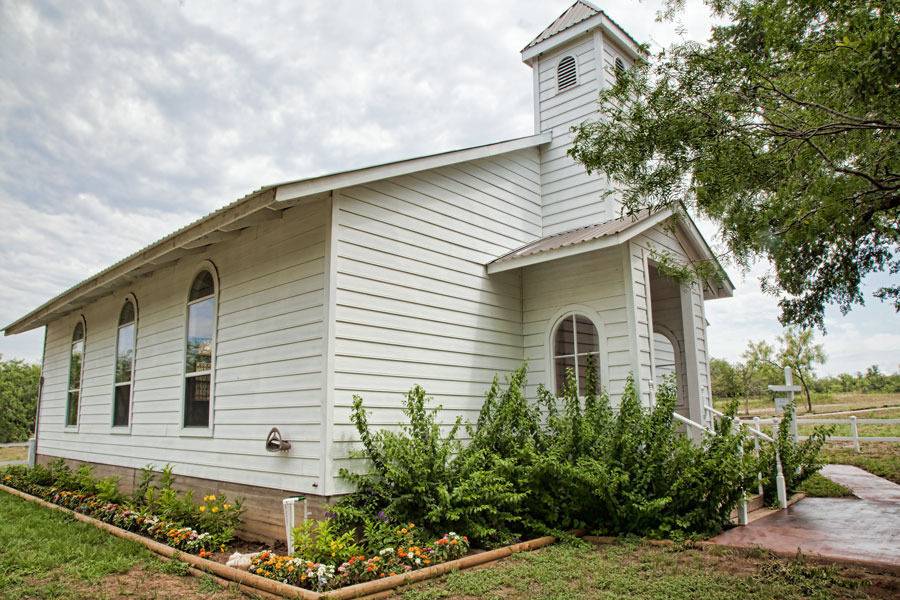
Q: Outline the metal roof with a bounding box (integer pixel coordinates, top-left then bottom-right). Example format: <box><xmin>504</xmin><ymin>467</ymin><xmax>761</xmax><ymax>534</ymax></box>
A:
<box><xmin>3</xmin><ymin>133</ymin><xmax>551</xmax><ymax>336</ymax></box>
<box><xmin>522</xmin><ymin>1</ymin><xmax>644</xmax><ymax>55</ymax></box>
<box><xmin>525</xmin><ymin>1</ymin><xmax>599</xmax><ymax>49</ymax></box>
<box><xmin>489</xmin><ymin>208</ymin><xmax>657</xmax><ymax>267</ymax></box>
<box><xmin>486</xmin><ymin>208</ymin><xmax>735</xmax><ymax>299</ymax></box>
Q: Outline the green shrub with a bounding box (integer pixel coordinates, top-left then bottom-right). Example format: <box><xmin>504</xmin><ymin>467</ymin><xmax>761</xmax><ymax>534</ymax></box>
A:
<box><xmin>196</xmin><ymin>493</ymin><xmax>243</xmax><ymax>539</ymax></box>
<box><xmin>338</xmin><ymin>363</ymin><xmax>758</xmax><ymax>545</ymax></box>
<box><xmin>760</xmin><ymin>403</ymin><xmax>833</xmax><ymax>503</ymax></box>
<box><xmin>292</xmin><ymin>519</ymin><xmax>362</xmax><ymax>564</ymax></box>
<box><xmin>338</xmin><ymin>384</ymin><xmax>524</xmax><ymax>546</ymax></box>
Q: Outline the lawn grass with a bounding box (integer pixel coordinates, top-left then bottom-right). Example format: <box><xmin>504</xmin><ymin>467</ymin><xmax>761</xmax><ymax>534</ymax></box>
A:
<box><xmin>395</xmin><ymin>541</ymin><xmax>895</xmax><ymax>600</ymax></box>
<box><xmin>0</xmin><ymin>490</ymin><xmax>246</xmax><ymax>599</ymax></box>
<box><xmin>797</xmin><ymin>422</ymin><xmax>900</xmax><ymax>438</ymax></box>
<box><xmin>0</xmin><ymin>446</ymin><xmax>27</xmax><ymax>462</ymax></box>
<box><xmin>797</xmin><ymin>473</ymin><xmax>854</xmax><ymax>498</ymax></box>
<box><xmin>715</xmin><ymin>392</ymin><xmax>900</xmax><ymax>418</ymax></box>
<box><xmin>821</xmin><ymin>442</ymin><xmax>900</xmax><ymax>484</ymax></box>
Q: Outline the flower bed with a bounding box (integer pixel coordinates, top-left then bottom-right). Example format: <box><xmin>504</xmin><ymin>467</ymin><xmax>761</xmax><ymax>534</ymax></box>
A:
<box><xmin>247</xmin><ymin>532</ymin><xmax>469</xmax><ymax>592</ymax></box>
<box><xmin>2</xmin><ymin>475</ymin><xmax>225</xmax><ymax>553</ymax></box>
<box><xmin>1</xmin><ymin>463</ymin><xmax>238</xmax><ymax>555</ymax></box>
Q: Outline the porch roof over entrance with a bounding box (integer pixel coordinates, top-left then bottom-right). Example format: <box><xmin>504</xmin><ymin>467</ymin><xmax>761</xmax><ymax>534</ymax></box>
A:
<box><xmin>485</xmin><ymin>208</ymin><xmax>735</xmax><ymax>299</ymax></box>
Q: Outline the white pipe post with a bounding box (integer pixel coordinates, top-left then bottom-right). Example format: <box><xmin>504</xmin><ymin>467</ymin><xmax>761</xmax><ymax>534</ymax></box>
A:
<box><xmin>753</xmin><ymin>417</ymin><xmax>763</xmax><ymax>496</ymax></box>
<box><xmin>282</xmin><ymin>498</ymin><xmax>295</xmax><ymax>554</ymax></box>
<box><xmin>737</xmin><ymin>441</ymin><xmax>748</xmax><ymax>525</ymax></box>
<box><xmin>775</xmin><ymin>447</ymin><xmax>788</xmax><ymax>509</ymax></box>
<box><xmin>850</xmin><ymin>416</ymin><xmax>860</xmax><ymax>453</ymax></box>
<box><xmin>784</xmin><ymin>367</ymin><xmax>799</xmax><ymax>444</ymax></box>
<box><xmin>27</xmin><ymin>438</ymin><xmax>36</xmax><ymax>467</ymax></box>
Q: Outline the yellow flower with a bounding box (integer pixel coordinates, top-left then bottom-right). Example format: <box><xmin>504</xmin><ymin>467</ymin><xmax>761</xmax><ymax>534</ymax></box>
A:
<box><xmin>208</xmin><ymin>495</ymin><xmax>217</xmax><ymax>501</ymax></box>
<box><xmin>199</xmin><ymin>506</ymin><xmax>207</xmax><ymax>512</ymax></box>
<box><xmin>223</xmin><ymin>504</ymin><xmax>231</xmax><ymax>510</ymax></box>
<box><xmin>211</xmin><ymin>507</ymin><xmax>219</xmax><ymax>513</ymax></box>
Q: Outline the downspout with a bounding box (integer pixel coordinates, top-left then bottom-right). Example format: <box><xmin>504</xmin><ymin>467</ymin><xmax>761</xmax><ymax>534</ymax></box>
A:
<box><xmin>31</xmin><ymin>325</ymin><xmax>49</xmax><ymax>466</ymax></box>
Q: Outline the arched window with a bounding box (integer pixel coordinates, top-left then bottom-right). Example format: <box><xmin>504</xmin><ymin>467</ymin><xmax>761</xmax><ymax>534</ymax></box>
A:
<box><xmin>113</xmin><ymin>298</ymin><xmax>137</xmax><ymax>428</ymax></box>
<box><xmin>66</xmin><ymin>319</ymin><xmax>85</xmax><ymax>427</ymax></box>
<box><xmin>183</xmin><ymin>269</ymin><xmax>216</xmax><ymax>428</ymax></box>
<box><xmin>552</xmin><ymin>313</ymin><xmax>600</xmax><ymax>395</ymax></box>
<box><xmin>557</xmin><ymin>55</ymin><xmax>577</xmax><ymax>92</ymax></box>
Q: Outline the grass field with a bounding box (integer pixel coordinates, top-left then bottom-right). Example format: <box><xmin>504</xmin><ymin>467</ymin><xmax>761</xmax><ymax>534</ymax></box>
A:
<box><xmin>0</xmin><ymin>446</ymin><xmax>27</xmax><ymax>462</ymax></box>
<box><xmin>0</xmin><ymin>491</ymin><xmax>246</xmax><ymax>599</ymax></box>
<box><xmin>797</xmin><ymin>422</ymin><xmax>900</xmax><ymax>438</ymax></box>
<box><xmin>715</xmin><ymin>392</ymin><xmax>900</xmax><ymax>418</ymax></box>
<box><xmin>393</xmin><ymin>540</ymin><xmax>898</xmax><ymax>600</ymax></box>
<box><xmin>821</xmin><ymin>442</ymin><xmax>900</xmax><ymax>484</ymax></box>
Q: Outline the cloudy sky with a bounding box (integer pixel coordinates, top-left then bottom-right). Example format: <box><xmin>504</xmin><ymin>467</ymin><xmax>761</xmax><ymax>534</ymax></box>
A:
<box><xmin>1</xmin><ymin>0</ymin><xmax>897</xmax><ymax>375</ymax></box>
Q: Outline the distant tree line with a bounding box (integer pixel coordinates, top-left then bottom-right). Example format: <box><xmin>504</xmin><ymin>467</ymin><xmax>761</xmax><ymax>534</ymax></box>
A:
<box><xmin>711</xmin><ymin>329</ymin><xmax>899</xmax><ymax>414</ymax></box>
<box><xmin>0</xmin><ymin>355</ymin><xmax>41</xmax><ymax>443</ymax></box>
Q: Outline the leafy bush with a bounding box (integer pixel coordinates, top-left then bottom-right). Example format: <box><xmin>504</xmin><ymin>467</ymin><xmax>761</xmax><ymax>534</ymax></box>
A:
<box><xmin>759</xmin><ymin>403</ymin><xmax>833</xmax><ymax>502</ymax></box>
<box><xmin>196</xmin><ymin>494</ymin><xmax>243</xmax><ymax>539</ymax></box>
<box><xmin>292</xmin><ymin>518</ymin><xmax>362</xmax><ymax>564</ymax></box>
<box><xmin>337</xmin><ymin>363</ymin><xmax>758</xmax><ymax>546</ymax></box>
<box><xmin>337</xmin><ymin>384</ymin><xmax>524</xmax><ymax>546</ymax></box>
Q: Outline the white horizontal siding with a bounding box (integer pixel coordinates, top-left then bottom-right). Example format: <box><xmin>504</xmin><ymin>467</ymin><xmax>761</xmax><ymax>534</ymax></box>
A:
<box><xmin>36</xmin><ymin>199</ymin><xmax>328</xmax><ymax>493</ymax></box>
<box><xmin>522</xmin><ymin>247</ymin><xmax>631</xmax><ymax>403</ymax></box>
<box><xmin>534</xmin><ymin>31</ymin><xmax>623</xmax><ymax>235</ymax></box>
<box><xmin>329</xmin><ymin>148</ymin><xmax>541</xmax><ymax>493</ymax></box>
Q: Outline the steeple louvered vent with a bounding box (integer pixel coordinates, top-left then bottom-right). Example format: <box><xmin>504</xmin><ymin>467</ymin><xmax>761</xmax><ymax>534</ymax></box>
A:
<box><xmin>557</xmin><ymin>55</ymin><xmax>577</xmax><ymax>92</ymax></box>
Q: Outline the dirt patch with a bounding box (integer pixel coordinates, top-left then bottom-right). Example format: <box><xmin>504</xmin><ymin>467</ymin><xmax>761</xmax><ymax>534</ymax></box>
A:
<box><xmin>61</xmin><ymin>564</ymin><xmax>249</xmax><ymax>599</ymax></box>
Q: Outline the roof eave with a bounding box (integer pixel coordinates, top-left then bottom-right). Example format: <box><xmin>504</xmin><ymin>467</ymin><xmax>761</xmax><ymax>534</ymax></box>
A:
<box><xmin>274</xmin><ymin>133</ymin><xmax>551</xmax><ymax>203</ymax></box>
<box><xmin>675</xmin><ymin>212</ymin><xmax>735</xmax><ymax>300</ymax></box>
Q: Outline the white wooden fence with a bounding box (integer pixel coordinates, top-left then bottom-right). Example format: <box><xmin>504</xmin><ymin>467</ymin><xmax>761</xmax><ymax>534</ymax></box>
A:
<box><xmin>754</xmin><ymin>416</ymin><xmax>900</xmax><ymax>451</ymax></box>
<box><xmin>0</xmin><ymin>439</ymin><xmax>34</xmax><ymax>467</ymax></box>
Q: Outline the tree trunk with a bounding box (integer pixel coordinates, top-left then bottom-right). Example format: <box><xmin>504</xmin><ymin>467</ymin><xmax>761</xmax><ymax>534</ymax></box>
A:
<box><xmin>796</xmin><ymin>370</ymin><xmax>812</xmax><ymax>412</ymax></box>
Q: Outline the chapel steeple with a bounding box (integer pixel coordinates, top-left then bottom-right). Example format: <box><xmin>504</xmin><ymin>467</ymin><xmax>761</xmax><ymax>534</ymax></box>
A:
<box><xmin>522</xmin><ymin>2</ymin><xmax>644</xmax><ymax>234</ymax></box>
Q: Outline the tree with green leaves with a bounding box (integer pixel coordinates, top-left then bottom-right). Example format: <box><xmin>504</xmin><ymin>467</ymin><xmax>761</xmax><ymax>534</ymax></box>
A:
<box><xmin>740</xmin><ymin>340</ymin><xmax>781</xmax><ymax>414</ymax></box>
<box><xmin>570</xmin><ymin>0</ymin><xmax>899</xmax><ymax>329</ymax></box>
<box><xmin>709</xmin><ymin>358</ymin><xmax>742</xmax><ymax>399</ymax></box>
<box><xmin>777</xmin><ymin>327</ymin><xmax>827</xmax><ymax>411</ymax></box>
<box><xmin>0</xmin><ymin>355</ymin><xmax>41</xmax><ymax>443</ymax></box>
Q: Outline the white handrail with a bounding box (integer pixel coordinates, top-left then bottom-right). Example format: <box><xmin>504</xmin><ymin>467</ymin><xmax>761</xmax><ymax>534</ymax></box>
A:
<box><xmin>677</xmin><ymin>409</ymin><xmax>787</xmax><ymax>511</ymax></box>
<box><xmin>672</xmin><ymin>411</ymin><xmax>713</xmax><ymax>434</ymax></box>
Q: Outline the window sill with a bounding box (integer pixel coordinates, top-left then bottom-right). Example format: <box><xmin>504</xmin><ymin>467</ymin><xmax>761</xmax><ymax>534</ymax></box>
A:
<box><xmin>63</xmin><ymin>425</ymin><xmax>79</xmax><ymax>433</ymax></box>
<box><xmin>178</xmin><ymin>427</ymin><xmax>213</xmax><ymax>438</ymax></box>
<box><xmin>109</xmin><ymin>426</ymin><xmax>132</xmax><ymax>435</ymax></box>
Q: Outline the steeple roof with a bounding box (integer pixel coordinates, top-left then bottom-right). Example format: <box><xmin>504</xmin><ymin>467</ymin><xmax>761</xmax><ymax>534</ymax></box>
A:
<box><xmin>522</xmin><ymin>1</ymin><xmax>644</xmax><ymax>59</ymax></box>
<box><xmin>524</xmin><ymin>1</ymin><xmax>600</xmax><ymax>50</ymax></box>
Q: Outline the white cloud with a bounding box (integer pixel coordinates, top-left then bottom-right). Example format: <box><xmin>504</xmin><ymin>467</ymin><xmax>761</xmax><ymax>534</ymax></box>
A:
<box><xmin>0</xmin><ymin>1</ymin><xmax>896</xmax><ymax>376</ymax></box>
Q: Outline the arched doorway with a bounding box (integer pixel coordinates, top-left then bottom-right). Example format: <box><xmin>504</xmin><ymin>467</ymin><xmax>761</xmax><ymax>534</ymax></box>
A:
<box><xmin>653</xmin><ymin>326</ymin><xmax>688</xmax><ymax>416</ymax></box>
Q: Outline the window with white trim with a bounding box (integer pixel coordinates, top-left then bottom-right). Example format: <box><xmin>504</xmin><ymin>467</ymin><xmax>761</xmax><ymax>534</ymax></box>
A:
<box><xmin>66</xmin><ymin>320</ymin><xmax>85</xmax><ymax>427</ymax></box>
<box><xmin>183</xmin><ymin>270</ymin><xmax>216</xmax><ymax>428</ymax></box>
<box><xmin>552</xmin><ymin>313</ymin><xmax>600</xmax><ymax>395</ymax></box>
<box><xmin>113</xmin><ymin>298</ymin><xmax>136</xmax><ymax>427</ymax></box>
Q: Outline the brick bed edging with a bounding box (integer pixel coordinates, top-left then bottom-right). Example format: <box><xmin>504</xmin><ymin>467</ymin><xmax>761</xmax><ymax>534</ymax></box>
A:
<box><xmin>0</xmin><ymin>483</ymin><xmax>562</xmax><ymax>599</ymax></box>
